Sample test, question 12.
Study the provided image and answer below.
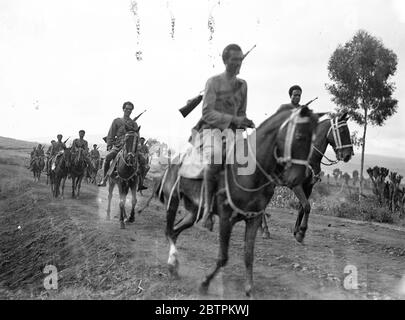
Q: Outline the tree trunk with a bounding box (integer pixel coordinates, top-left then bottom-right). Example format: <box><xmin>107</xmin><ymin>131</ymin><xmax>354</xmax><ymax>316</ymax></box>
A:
<box><xmin>359</xmin><ymin>108</ymin><xmax>368</xmax><ymax>201</ymax></box>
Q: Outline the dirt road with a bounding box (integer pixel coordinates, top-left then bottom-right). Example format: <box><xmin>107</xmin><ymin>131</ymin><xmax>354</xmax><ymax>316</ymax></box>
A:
<box><xmin>0</xmin><ymin>164</ymin><xmax>404</xmax><ymax>299</ymax></box>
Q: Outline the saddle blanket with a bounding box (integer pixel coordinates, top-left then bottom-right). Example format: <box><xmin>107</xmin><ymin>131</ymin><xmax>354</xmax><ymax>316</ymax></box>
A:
<box><xmin>178</xmin><ymin>146</ymin><xmax>205</xmax><ymax>179</ymax></box>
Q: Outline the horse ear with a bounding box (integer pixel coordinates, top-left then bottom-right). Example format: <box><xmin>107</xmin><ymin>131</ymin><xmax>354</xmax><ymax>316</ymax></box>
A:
<box><xmin>339</xmin><ymin>112</ymin><xmax>349</xmax><ymax>121</ymax></box>
<box><xmin>316</xmin><ymin>112</ymin><xmax>327</xmax><ymax>118</ymax></box>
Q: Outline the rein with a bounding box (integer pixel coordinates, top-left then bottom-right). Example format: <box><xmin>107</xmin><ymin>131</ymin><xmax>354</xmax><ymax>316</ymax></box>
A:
<box><xmin>312</xmin><ymin>117</ymin><xmax>352</xmax><ymax>166</ymax></box>
<box><xmin>116</xmin><ymin>132</ymin><xmax>138</xmax><ymax>181</ymax></box>
<box><xmin>224</xmin><ymin>109</ymin><xmax>313</xmax><ymax>219</ymax></box>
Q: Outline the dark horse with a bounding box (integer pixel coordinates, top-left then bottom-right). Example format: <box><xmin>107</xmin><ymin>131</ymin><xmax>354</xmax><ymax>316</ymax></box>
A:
<box><xmin>70</xmin><ymin>148</ymin><xmax>88</xmax><ymax>199</ymax></box>
<box><xmin>50</xmin><ymin>148</ymin><xmax>71</xmax><ymax>199</ymax></box>
<box><xmin>31</xmin><ymin>156</ymin><xmax>45</xmax><ymax>182</ymax></box>
<box><xmin>149</xmin><ymin>107</ymin><xmax>319</xmax><ymax>297</ymax></box>
<box><xmin>261</xmin><ymin>112</ymin><xmax>354</xmax><ymax>241</ymax></box>
<box><xmin>107</xmin><ymin>131</ymin><xmax>140</xmax><ymax>229</ymax></box>
<box><xmin>86</xmin><ymin>158</ymin><xmax>100</xmax><ymax>184</ymax></box>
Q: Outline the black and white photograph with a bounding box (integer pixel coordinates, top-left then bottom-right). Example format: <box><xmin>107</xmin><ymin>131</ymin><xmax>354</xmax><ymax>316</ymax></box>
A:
<box><xmin>0</xmin><ymin>0</ymin><xmax>404</xmax><ymax>302</ymax></box>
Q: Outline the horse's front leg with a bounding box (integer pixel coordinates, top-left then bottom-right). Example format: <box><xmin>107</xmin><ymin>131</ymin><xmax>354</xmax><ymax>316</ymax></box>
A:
<box><xmin>71</xmin><ymin>176</ymin><xmax>76</xmax><ymax>198</ymax></box>
<box><xmin>128</xmin><ymin>178</ymin><xmax>137</xmax><ymax>223</ymax></box>
<box><xmin>106</xmin><ymin>179</ymin><xmax>114</xmax><ymax>221</ymax></box>
<box><xmin>61</xmin><ymin>176</ymin><xmax>67</xmax><ymax>200</ymax></box>
<box><xmin>118</xmin><ymin>183</ymin><xmax>127</xmax><ymax>229</ymax></box>
<box><xmin>261</xmin><ymin>212</ymin><xmax>271</xmax><ymax>239</ymax></box>
<box><xmin>166</xmin><ymin>194</ymin><xmax>180</xmax><ymax>278</ymax></box>
<box><xmin>244</xmin><ymin>214</ymin><xmax>262</xmax><ymax>298</ymax></box>
<box><xmin>76</xmin><ymin>175</ymin><xmax>83</xmax><ymax>199</ymax></box>
<box><xmin>200</xmin><ymin>205</ymin><xmax>232</xmax><ymax>295</ymax></box>
<box><xmin>292</xmin><ymin>185</ymin><xmax>312</xmax><ymax>243</ymax></box>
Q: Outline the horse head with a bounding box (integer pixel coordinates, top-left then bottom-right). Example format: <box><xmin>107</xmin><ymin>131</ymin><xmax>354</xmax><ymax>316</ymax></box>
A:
<box><xmin>273</xmin><ymin>106</ymin><xmax>319</xmax><ymax>188</ymax></box>
<box><xmin>123</xmin><ymin>131</ymin><xmax>139</xmax><ymax>167</ymax></box>
<box><xmin>326</xmin><ymin>112</ymin><xmax>354</xmax><ymax>163</ymax></box>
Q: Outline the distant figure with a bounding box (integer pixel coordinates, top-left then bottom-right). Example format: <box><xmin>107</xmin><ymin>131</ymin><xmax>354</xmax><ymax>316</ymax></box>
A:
<box><xmin>71</xmin><ymin>130</ymin><xmax>91</xmax><ymax>167</ymax></box>
<box><xmin>90</xmin><ymin>144</ymin><xmax>101</xmax><ymax>170</ymax></box>
<box><xmin>45</xmin><ymin>140</ymin><xmax>56</xmax><ymax>173</ymax></box>
<box><xmin>278</xmin><ymin>85</ymin><xmax>303</xmax><ymax>112</ymax></box>
<box><xmin>29</xmin><ymin>144</ymin><xmax>44</xmax><ymax>169</ymax></box>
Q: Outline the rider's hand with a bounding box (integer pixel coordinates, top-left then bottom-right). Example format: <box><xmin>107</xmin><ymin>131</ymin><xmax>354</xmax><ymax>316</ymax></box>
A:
<box><xmin>242</xmin><ymin>118</ymin><xmax>255</xmax><ymax>129</ymax></box>
<box><xmin>107</xmin><ymin>145</ymin><xmax>112</xmax><ymax>151</ymax></box>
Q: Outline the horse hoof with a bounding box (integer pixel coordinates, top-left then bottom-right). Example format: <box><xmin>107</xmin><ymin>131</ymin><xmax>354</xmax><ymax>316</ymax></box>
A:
<box><xmin>168</xmin><ymin>264</ymin><xmax>180</xmax><ymax>279</ymax></box>
<box><xmin>127</xmin><ymin>217</ymin><xmax>135</xmax><ymax>223</ymax></box>
<box><xmin>262</xmin><ymin>232</ymin><xmax>271</xmax><ymax>239</ymax></box>
<box><xmin>295</xmin><ymin>232</ymin><xmax>305</xmax><ymax>243</ymax></box>
<box><xmin>199</xmin><ymin>282</ymin><xmax>209</xmax><ymax>295</ymax></box>
<box><xmin>120</xmin><ymin>222</ymin><xmax>125</xmax><ymax>229</ymax></box>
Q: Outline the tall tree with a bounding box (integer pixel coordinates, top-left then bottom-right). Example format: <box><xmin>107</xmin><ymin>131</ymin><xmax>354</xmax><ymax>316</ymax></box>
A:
<box><xmin>326</xmin><ymin>30</ymin><xmax>398</xmax><ymax>198</ymax></box>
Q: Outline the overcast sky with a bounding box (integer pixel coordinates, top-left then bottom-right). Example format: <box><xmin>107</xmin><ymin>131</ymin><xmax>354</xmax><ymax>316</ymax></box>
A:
<box><xmin>0</xmin><ymin>0</ymin><xmax>404</xmax><ymax>158</ymax></box>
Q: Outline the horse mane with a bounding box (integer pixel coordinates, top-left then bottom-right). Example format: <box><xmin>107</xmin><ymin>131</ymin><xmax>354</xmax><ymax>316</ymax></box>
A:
<box><xmin>256</xmin><ymin>108</ymin><xmax>293</xmax><ymax>135</ymax></box>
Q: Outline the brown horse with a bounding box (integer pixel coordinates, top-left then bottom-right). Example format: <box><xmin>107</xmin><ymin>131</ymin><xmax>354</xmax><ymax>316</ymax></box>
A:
<box><xmin>50</xmin><ymin>148</ymin><xmax>71</xmax><ymax>199</ymax></box>
<box><xmin>31</xmin><ymin>156</ymin><xmax>45</xmax><ymax>182</ymax></box>
<box><xmin>261</xmin><ymin>112</ymin><xmax>354</xmax><ymax>241</ymax></box>
<box><xmin>106</xmin><ymin>131</ymin><xmax>140</xmax><ymax>229</ymax></box>
<box><xmin>150</xmin><ymin>106</ymin><xmax>319</xmax><ymax>297</ymax></box>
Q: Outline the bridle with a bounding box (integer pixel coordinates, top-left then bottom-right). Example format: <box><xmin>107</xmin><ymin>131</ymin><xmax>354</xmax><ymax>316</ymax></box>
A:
<box><xmin>230</xmin><ymin>107</ymin><xmax>314</xmax><ymax>193</ymax></box>
<box><xmin>274</xmin><ymin>108</ymin><xmax>314</xmax><ymax>167</ymax></box>
<box><xmin>224</xmin><ymin>108</ymin><xmax>315</xmax><ymax>219</ymax></box>
<box><xmin>312</xmin><ymin>117</ymin><xmax>353</xmax><ymax>166</ymax></box>
<box><xmin>117</xmin><ymin>131</ymin><xmax>138</xmax><ymax>181</ymax></box>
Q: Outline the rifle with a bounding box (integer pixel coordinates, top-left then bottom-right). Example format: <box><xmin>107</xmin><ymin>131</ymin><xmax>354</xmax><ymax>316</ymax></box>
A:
<box><xmin>63</xmin><ymin>137</ymin><xmax>70</xmax><ymax>145</ymax></box>
<box><xmin>102</xmin><ymin>110</ymin><xmax>146</xmax><ymax>143</ymax></box>
<box><xmin>303</xmin><ymin>97</ymin><xmax>318</xmax><ymax>107</ymax></box>
<box><xmin>179</xmin><ymin>44</ymin><xmax>257</xmax><ymax>118</ymax></box>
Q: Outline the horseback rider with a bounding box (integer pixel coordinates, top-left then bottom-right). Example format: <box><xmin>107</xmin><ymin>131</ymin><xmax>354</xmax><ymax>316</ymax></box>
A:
<box><xmin>192</xmin><ymin>44</ymin><xmax>255</xmax><ymax>230</ymax></box>
<box><xmin>71</xmin><ymin>130</ymin><xmax>91</xmax><ymax>167</ymax></box>
<box><xmin>49</xmin><ymin>134</ymin><xmax>67</xmax><ymax>171</ymax></box>
<box><xmin>29</xmin><ymin>144</ymin><xmax>44</xmax><ymax>169</ymax></box>
<box><xmin>137</xmin><ymin>137</ymin><xmax>149</xmax><ymax>191</ymax></box>
<box><xmin>98</xmin><ymin>101</ymin><xmax>139</xmax><ymax>187</ymax></box>
<box><xmin>45</xmin><ymin>140</ymin><xmax>56</xmax><ymax>173</ymax></box>
<box><xmin>90</xmin><ymin>144</ymin><xmax>101</xmax><ymax>170</ymax></box>
<box><xmin>278</xmin><ymin>85</ymin><xmax>303</xmax><ymax>112</ymax></box>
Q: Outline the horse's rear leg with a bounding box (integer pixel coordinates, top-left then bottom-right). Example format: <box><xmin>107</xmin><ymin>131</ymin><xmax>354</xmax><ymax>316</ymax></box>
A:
<box><xmin>200</xmin><ymin>207</ymin><xmax>232</xmax><ymax>295</ymax></box>
<box><xmin>244</xmin><ymin>215</ymin><xmax>262</xmax><ymax>298</ymax></box>
<box><xmin>166</xmin><ymin>196</ymin><xmax>180</xmax><ymax>278</ymax></box>
<box><xmin>71</xmin><ymin>177</ymin><xmax>76</xmax><ymax>198</ymax></box>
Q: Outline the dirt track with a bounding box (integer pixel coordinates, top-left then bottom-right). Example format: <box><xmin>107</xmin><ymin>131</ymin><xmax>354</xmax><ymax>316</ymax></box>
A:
<box><xmin>0</xmin><ymin>164</ymin><xmax>404</xmax><ymax>300</ymax></box>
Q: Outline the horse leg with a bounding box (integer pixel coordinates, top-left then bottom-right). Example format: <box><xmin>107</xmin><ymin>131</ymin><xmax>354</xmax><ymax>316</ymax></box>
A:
<box><xmin>166</xmin><ymin>195</ymin><xmax>181</xmax><ymax>278</ymax></box>
<box><xmin>261</xmin><ymin>212</ymin><xmax>271</xmax><ymax>239</ymax></box>
<box><xmin>61</xmin><ymin>176</ymin><xmax>67</xmax><ymax>200</ymax></box>
<box><xmin>76</xmin><ymin>175</ymin><xmax>83</xmax><ymax>199</ymax></box>
<box><xmin>243</xmin><ymin>215</ymin><xmax>262</xmax><ymax>298</ymax></box>
<box><xmin>172</xmin><ymin>197</ymin><xmax>200</xmax><ymax>241</ymax></box>
<box><xmin>71</xmin><ymin>176</ymin><xmax>76</xmax><ymax>198</ymax></box>
<box><xmin>128</xmin><ymin>178</ymin><xmax>137</xmax><ymax>223</ymax></box>
<box><xmin>292</xmin><ymin>184</ymin><xmax>313</xmax><ymax>243</ymax></box>
<box><xmin>106</xmin><ymin>179</ymin><xmax>114</xmax><ymax>221</ymax></box>
<box><xmin>118</xmin><ymin>183</ymin><xmax>128</xmax><ymax>229</ymax></box>
<box><xmin>199</xmin><ymin>206</ymin><xmax>232</xmax><ymax>295</ymax></box>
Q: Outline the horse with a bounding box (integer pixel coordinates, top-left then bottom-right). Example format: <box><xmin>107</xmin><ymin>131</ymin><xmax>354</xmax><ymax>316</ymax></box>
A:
<box><xmin>106</xmin><ymin>131</ymin><xmax>140</xmax><ymax>229</ymax></box>
<box><xmin>70</xmin><ymin>148</ymin><xmax>88</xmax><ymax>199</ymax></box>
<box><xmin>86</xmin><ymin>158</ymin><xmax>100</xmax><ymax>184</ymax></box>
<box><xmin>31</xmin><ymin>156</ymin><xmax>45</xmax><ymax>182</ymax></box>
<box><xmin>49</xmin><ymin>148</ymin><xmax>71</xmax><ymax>199</ymax></box>
<box><xmin>261</xmin><ymin>112</ymin><xmax>354</xmax><ymax>241</ymax></box>
<box><xmin>150</xmin><ymin>106</ymin><xmax>319</xmax><ymax>297</ymax></box>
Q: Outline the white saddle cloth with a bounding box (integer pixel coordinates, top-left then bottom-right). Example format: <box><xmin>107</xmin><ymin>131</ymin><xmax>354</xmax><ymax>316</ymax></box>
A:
<box><xmin>177</xmin><ymin>146</ymin><xmax>205</xmax><ymax>179</ymax></box>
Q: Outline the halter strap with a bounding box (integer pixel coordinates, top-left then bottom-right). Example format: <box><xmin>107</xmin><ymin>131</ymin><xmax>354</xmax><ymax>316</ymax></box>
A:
<box><xmin>327</xmin><ymin>118</ymin><xmax>353</xmax><ymax>150</ymax></box>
